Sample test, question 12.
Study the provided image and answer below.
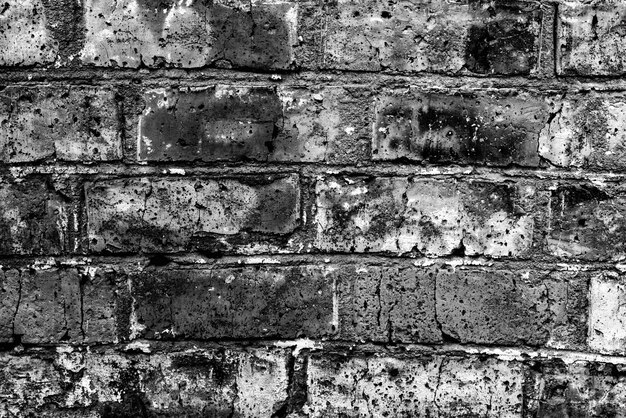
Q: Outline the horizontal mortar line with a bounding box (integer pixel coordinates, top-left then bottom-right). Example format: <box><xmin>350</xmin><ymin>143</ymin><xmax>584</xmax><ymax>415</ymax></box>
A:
<box><xmin>0</xmin><ymin>253</ymin><xmax>622</xmax><ymax>272</ymax></box>
<box><xmin>6</xmin><ymin>163</ymin><xmax>626</xmax><ymax>182</ymax></box>
<box><xmin>4</xmin><ymin>339</ymin><xmax>626</xmax><ymax>364</ymax></box>
<box><xmin>3</xmin><ymin>69</ymin><xmax>626</xmax><ymax>92</ymax></box>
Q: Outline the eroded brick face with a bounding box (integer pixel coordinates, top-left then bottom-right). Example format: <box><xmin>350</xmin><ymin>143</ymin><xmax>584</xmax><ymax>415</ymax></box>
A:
<box><xmin>1</xmin><ymin>0</ymin><xmax>625</xmax><ymax>416</ymax></box>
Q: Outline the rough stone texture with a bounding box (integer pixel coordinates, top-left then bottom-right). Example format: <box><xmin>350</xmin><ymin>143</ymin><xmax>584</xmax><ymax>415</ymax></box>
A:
<box><xmin>0</xmin><ymin>177</ymin><xmax>77</xmax><ymax>255</ymax></box>
<box><xmin>558</xmin><ymin>1</ymin><xmax>626</xmax><ymax>76</ymax></box>
<box><xmin>539</xmin><ymin>94</ymin><xmax>626</xmax><ymax>168</ymax></box>
<box><xmin>436</xmin><ymin>267</ymin><xmax>588</xmax><ymax>348</ymax></box>
<box><xmin>137</xmin><ymin>86</ymin><xmax>371</xmax><ymax>164</ymax></box>
<box><xmin>324</xmin><ymin>0</ymin><xmax>543</xmax><ymax>75</ymax></box>
<box><xmin>0</xmin><ymin>347</ymin><xmax>289</xmax><ymax>417</ymax></box>
<box><xmin>81</xmin><ymin>0</ymin><xmax>297</xmax><ymax>69</ymax></box>
<box><xmin>86</xmin><ymin>174</ymin><xmax>300</xmax><ymax>253</ymax></box>
<box><xmin>131</xmin><ymin>265</ymin><xmax>335</xmax><ymax>340</ymax></box>
<box><xmin>306</xmin><ymin>354</ymin><xmax>524</xmax><ymax>417</ymax></box>
<box><xmin>548</xmin><ymin>184</ymin><xmax>626</xmax><ymax>260</ymax></box>
<box><xmin>336</xmin><ymin>264</ymin><xmax>441</xmax><ymax>344</ymax></box>
<box><xmin>374</xmin><ymin>90</ymin><xmax>548</xmax><ymax>165</ymax></box>
<box><xmin>589</xmin><ymin>272</ymin><xmax>626</xmax><ymax>354</ymax></box>
<box><xmin>0</xmin><ymin>269</ymin><xmax>20</xmax><ymax>344</ymax></box>
<box><xmin>0</xmin><ymin>87</ymin><xmax>121</xmax><ymax>162</ymax></box>
<box><xmin>316</xmin><ymin>176</ymin><xmax>535</xmax><ymax>257</ymax></box>
<box><xmin>0</xmin><ymin>267</ymin><xmax>120</xmax><ymax>345</ymax></box>
<box><xmin>0</xmin><ymin>0</ymin><xmax>58</xmax><ymax>66</ymax></box>
<box><xmin>526</xmin><ymin>360</ymin><xmax>626</xmax><ymax>417</ymax></box>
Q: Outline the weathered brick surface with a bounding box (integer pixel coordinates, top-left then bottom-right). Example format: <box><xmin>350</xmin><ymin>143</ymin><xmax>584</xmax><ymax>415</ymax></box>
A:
<box><xmin>81</xmin><ymin>0</ymin><xmax>297</xmax><ymax>69</ymax></box>
<box><xmin>131</xmin><ymin>265</ymin><xmax>335</xmax><ymax>340</ymax></box>
<box><xmin>0</xmin><ymin>347</ymin><xmax>289</xmax><ymax>417</ymax></box>
<box><xmin>86</xmin><ymin>175</ymin><xmax>300</xmax><ymax>253</ymax></box>
<box><xmin>336</xmin><ymin>264</ymin><xmax>441</xmax><ymax>344</ymax></box>
<box><xmin>526</xmin><ymin>360</ymin><xmax>626</xmax><ymax>417</ymax></box>
<box><xmin>548</xmin><ymin>184</ymin><xmax>626</xmax><ymax>260</ymax></box>
<box><xmin>0</xmin><ymin>0</ymin><xmax>58</xmax><ymax>66</ymax></box>
<box><xmin>374</xmin><ymin>90</ymin><xmax>548</xmax><ymax>165</ymax></box>
<box><xmin>137</xmin><ymin>86</ymin><xmax>371</xmax><ymax>164</ymax></box>
<box><xmin>436</xmin><ymin>267</ymin><xmax>588</xmax><ymax>348</ymax></box>
<box><xmin>0</xmin><ymin>87</ymin><xmax>121</xmax><ymax>162</ymax></box>
<box><xmin>0</xmin><ymin>267</ymin><xmax>120</xmax><ymax>344</ymax></box>
<box><xmin>316</xmin><ymin>176</ymin><xmax>535</xmax><ymax>257</ymax></box>
<box><xmin>0</xmin><ymin>177</ymin><xmax>77</xmax><ymax>255</ymax></box>
<box><xmin>588</xmin><ymin>272</ymin><xmax>626</xmax><ymax>354</ymax></box>
<box><xmin>323</xmin><ymin>0</ymin><xmax>544</xmax><ymax>75</ymax></box>
<box><xmin>307</xmin><ymin>354</ymin><xmax>524</xmax><ymax>417</ymax></box>
<box><xmin>2</xmin><ymin>0</ymin><xmax>626</xmax><ymax>415</ymax></box>
<box><xmin>539</xmin><ymin>93</ymin><xmax>626</xmax><ymax>168</ymax></box>
<box><xmin>558</xmin><ymin>2</ymin><xmax>626</xmax><ymax>76</ymax></box>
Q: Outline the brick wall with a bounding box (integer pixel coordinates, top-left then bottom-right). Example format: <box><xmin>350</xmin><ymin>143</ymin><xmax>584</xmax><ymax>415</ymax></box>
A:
<box><xmin>1</xmin><ymin>0</ymin><xmax>625</xmax><ymax>416</ymax></box>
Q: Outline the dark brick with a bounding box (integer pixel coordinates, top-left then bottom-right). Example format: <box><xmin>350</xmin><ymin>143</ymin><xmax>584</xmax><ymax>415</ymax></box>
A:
<box><xmin>0</xmin><ymin>269</ymin><xmax>20</xmax><ymax>344</ymax></box>
<box><xmin>130</xmin><ymin>265</ymin><xmax>334</xmax><ymax>340</ymax></box>
<box><xmin>81</xmin><ymin>0</ymin><xmax>297</xmax><ymax>69</ymax></box>
<box><xmin>374</xmin><ymin>91</ymin><xmax>548</xmax><ymax>166</ymax></box>
<box><xmin>86</xmin><ymin>175</ymin><xmax>300</xmax><ymax>253</ymax></box>
<box><xmin>323</xmin><ymin>0</ymin><xmax>543</xmax><ymax>75</ymax></box>
<box><xmin>0</xmin><ymin>87</ymin><xmax>121</xmax><ymax>162</ymax></box>
<box><xmin>138</xmin><ymin>86</ymin><xmax>371</xmax><ymax>164</ymax></box>
<box><xmin>0</xmin><ymin>178</ymin><xmax>77</xmax><ymax>255</ymax></box>
<box><xmin>5</xmin><ymin>267</ymin><xmax>120</xmax><ymax>344</ymax></box>
<box><xmin>548</xmin><ymin>184</ymin><xmax>626</xmax><ymax>260</ymax></box>
<box><xmin>336</xmin><ymin>264</ymin><xmax>440</xmax><ymax>343</ymax></box>
<box><xmin>138</xmin><ymin>86</ymin><xmax>283</xmax><ymax>162</ymax></box>
<box><xmin>436</xmin><ymin>267</ymin><xmax>588</xmax><ymax>348</ymax></box>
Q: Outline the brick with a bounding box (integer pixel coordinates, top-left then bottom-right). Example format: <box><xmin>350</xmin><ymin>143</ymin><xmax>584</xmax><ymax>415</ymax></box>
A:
<box><xmin>436</xmin><ymin>267</ymin><xmax>588</xmax><ymax>348</ymax></box>
<box><xmin>0</xmin><ymin>269</ymin><xmax>20</xmax><ymax>343</ymax></box>
<box><xmin>2</xmin><ymin>267</ymin><xmax>120</xmax><ymax>344</ymax></box>
<box><xmin>0</xmin><ymin>347</ymin><xmax>289</xmax><ymax>416</ymax></box>
<box><xmin>558</xmin><ymin>2</ymin><xmax>626</xmax><ymax>76</ymax></box>
<box><xmin>336</xmin><ymin>264</ymin><xmax>441</xmax><ymax>343</ymax></box>
<box><xmin>137</xmin><ymin>86</ymin><xmax>371</xmax><ymax>164</ymax></box>
<box><xmin>81</xmin><ymin>0</ymin><xmax>297</xmax><ymax>69</ymax></box>
<box><xmin>324</xmin><ymin>0</ymin><xmax>543</xmax><ymax>75</ymax></box>
<box><xmin>0</xmin><ymin>178</ymin><xmax>76</xmax><ymax>255</ymax></box>
<box><xmin>130</xmin><ymin>265</ymin><xmax>334</xmax><ymax>340</ymax></box>
<box><xmin>315</xmin><ymin>176</ymin><xmax>534</xmax><ymax>257</ymax></box>
<box><xmin>589</xmin><ymin>272</ymin><xmax>626</xmax><ymax>354</ymax></box>
<box><xmin>86</xmin><ymin>174</ymin><xmax>300</xmax><ymax>253</ymax></box>
<box><xmin>374</xmin><ymin>91</ymin><xmax>548</xmax><ymax>166</ymax></box>
<box><xmin>0</xmin><ymin>0</ymin><xmax>57</xmax><ymax>66</ymax></box>
<box><xmin>548</xmin><ymin>184</ymin><xmax>626</xmax><ymax>260</ymax></box>
<box><xmin>526</xmin><ymin>360</ymin><xmax>626</xmax><ymax>417</ymax></box>
<box><xmin>539</xmin><ymin>94</ymin><xmax>626</xmax><ymax>169</ymax></box>
<box><xmin>0</xmin><ymin>87</ymin><xmax>121</xmax><ymax>162</ymax></box>
<box><xmin>306</xmin><ymin>354</ymin><xmax>523</xmax><ymax>417</ymax></box>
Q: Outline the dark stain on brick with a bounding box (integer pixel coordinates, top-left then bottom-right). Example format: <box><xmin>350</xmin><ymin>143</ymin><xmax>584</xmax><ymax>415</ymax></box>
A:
<box><xmin>139</xmin><ymin>87</ymin><xmax>284</xmax><ymax>162</ymax></box>
<box><xmin>211</xmin><ymin>4</ymin><xmax>294</xmax><ymax>70</ymax></box>
<box><xmin>549</xmin><ymin>185</ymin><xmax>626</xmax><ymax>260</ymax></box>
<box><xmin>0</xmin><ymin>177</ymin><xmax>69</xmax><ymax>255</ymax></box>
<box><xmin>416</xmin><ymin>96</ymin><xmax>532</xmax><ymax>164</ymax></box>
<box><xmin>465</xmin><ymin>2</ymin><xmax>540</xmax><ymax>75</ymax></box>
<box><xmin>131</xmin><ymin>266</ymin><xmax>333</xmax><ymax>340</ymax></box>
